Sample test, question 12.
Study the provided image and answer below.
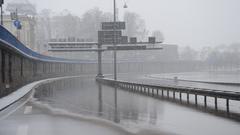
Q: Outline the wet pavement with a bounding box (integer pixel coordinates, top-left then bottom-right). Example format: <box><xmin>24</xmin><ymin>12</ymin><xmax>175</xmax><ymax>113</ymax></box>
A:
<box><xmin>0</xmin><ymin>74</ymin><xmax>240</xmax><ymax>135</ymax></box>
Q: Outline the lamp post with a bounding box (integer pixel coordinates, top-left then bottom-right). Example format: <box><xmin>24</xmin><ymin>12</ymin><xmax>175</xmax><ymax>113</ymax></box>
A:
<box><xmin>113</xmin><ymin>0</ymin><xmax>127</xmax><ymax>80</ymax></box>
<box><xmin>113</xmin><ymin>0</ymin><xmax>117</xmax><ymax>81</ymax></box>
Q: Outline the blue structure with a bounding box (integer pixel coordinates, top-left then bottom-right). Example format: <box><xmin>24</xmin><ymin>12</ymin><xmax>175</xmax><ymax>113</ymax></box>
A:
<box><xmin>0</xmin><ymin>25</ymin><xmax>95</xmax><ymax>98</ymax></box>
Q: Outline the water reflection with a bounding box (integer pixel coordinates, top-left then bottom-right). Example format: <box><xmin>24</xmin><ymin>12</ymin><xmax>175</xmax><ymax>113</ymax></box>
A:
<box><xmin>98</xmin><ymin>83</ymin><xmax>103</xmax><ymax>117</ymax></box>
<box><xmin>114</xmin><ymin>87</ymin><xmax>120</xmax><ymax>123</ymax></box>
<box><xmin>33</xmin><ymin>77</ymin><xmax>240</xmax><ymax>135</ymax></box>
<box><xmin>34</xmin><ymin>78</ymin><xmax>159</xmax><ymax>126</ymax></box>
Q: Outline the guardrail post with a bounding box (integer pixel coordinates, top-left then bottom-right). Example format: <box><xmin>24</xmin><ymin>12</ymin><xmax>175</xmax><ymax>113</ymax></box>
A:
<box><xmin>173</xmin><ymin>91</ymin><xmax>175</xmax><ymax>99</ymax></box>
<box><xmin>167</xmin><ymin>90</ymin><xmax>169</xmax><ymax>99</ymax></box>
<box><xmin>152</xmin><ymin>88</ymin><xmax>154</xmax><ymax>97</ymax></box>
<box><xmin>195</xmin><ymin>94</ymin><xmax>198</xmax><ymax>106</ymax></box>
<box><xmin>226</xmin><ymin>99</ymin><xmax>229</xmax><ymax>114</ymax></box>
<box><xmin>179</xmin><ymin>92</ymin><xmax>182</xmax><ymax>102</ymax></box>
<box><xmin>162</xmin><ymin>89</ymin><xmax>164</xmax><ymax>98</ymax></box>
<box><xmin>187</xmin><ymin>92</ymin><xmax>190</xmax><ymax>104</ymax></box>
<box><xmin>148</xmin><ymin>87</ymin><xmax>150</xmax><ymax>96</ymax></box>
<box><xmin>204</xmin><ymin>96</ymin><xmax>207</xmax><ymax>108</ymax></box>
<box><xmin>215</xmin><ymin>97</ymin><xmax>218</xmax><ymax>111</ymax></box>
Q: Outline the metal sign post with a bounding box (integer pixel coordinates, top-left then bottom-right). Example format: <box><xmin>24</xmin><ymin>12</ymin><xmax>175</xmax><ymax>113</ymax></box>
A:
<box><xmin>113</xmin><ymin>0</ymin><xmax>117</xmax><ymax>81</ymax></box>
<box><xmin>0</xmin><ymin>0</ymin><xmax>4</xmax><ymax>25</ymax></box>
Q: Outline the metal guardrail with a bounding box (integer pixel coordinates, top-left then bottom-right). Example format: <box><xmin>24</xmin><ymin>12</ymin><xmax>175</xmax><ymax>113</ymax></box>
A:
<box><xmin>97</xmin><ymin>77</ymin><xmax>240</xmax><ymax>115</ymax></box>
<box><xmin>0</xmin><ymin>25</ymin><xmax>94</xmax><ymax>99</ymax></box>
<box><xmin>0</xmin><ymin>25</ymin><xmax>95</xmax><ymax>64</ymax></box>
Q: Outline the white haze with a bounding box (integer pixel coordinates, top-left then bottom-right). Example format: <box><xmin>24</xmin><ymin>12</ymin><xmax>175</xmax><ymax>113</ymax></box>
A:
<box><xmin>6</xmin><ymin>0</ymin><xmax>240</xmax><ymax>49</ymax></box>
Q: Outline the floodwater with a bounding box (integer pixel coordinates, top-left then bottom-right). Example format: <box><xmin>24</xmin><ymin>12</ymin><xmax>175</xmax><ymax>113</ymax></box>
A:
<box><xmin>153</xmin><ymin>71</ymin><xmax>240</xmax><ymax>84</ymax></box>
<box><xmin>31</xmin><ymin>74</ymin><xmax>240</xmax><ymax>135</ymax></box>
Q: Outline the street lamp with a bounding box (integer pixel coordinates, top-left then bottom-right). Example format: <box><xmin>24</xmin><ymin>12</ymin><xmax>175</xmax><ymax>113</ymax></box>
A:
<box><xmin>113</xmin><ymin>0</ymin><xmax>117</xmax><ymax>81</ymax></box>
<box><xmin>113</xmin><ymin>0</ymin><xmax>127</xmax><ymax>81</ymax></box>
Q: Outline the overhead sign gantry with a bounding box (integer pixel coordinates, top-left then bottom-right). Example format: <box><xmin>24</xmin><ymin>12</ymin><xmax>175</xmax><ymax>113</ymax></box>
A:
<box><xmin>48</xmin><ymin>21</ymin><xmax>163</xmax><ymax>79</ymax></box>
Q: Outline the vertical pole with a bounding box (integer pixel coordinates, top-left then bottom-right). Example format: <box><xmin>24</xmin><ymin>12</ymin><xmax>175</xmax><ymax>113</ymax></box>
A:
<box><xmin>179</xmin><ymin>92</ymin><xmax>182</xmax><ymax>102</ymax></box>
<box><xmin>0</xmin><ymin>5</ymin><xmax>3</xmax><ymax>26</ymax></box>
<box><xmin>97</xmin><ymin>44</ymin><xmax>103</xmax><ymax>78</ymax></box>
<box><xmin>167</xmin><ymin>90</ymin><xmax>169</xmax><ymax>99</ymax></box>
<box><xmin>152</xmin><ymin>88</ymin><xmax>154</xmax><ymax>97</ymax></box>
<box><xmin>215</xmin><ymin>97</ymin><xmax>218</xmax><ymax>111</ymax></box>
<box><xmin>173</xmin><ymin>91</ymin><xmax>175</xmax><ymax>99</ymax></box>
<box><xmin>113</xmin><ymin>0</ymin><xmax>117</xmax><ymax>81</ymax></box>
<box><xmin>204</xmin><ymin>96</ymin><xmax>207</xmax><ymax>108</ymax></box>
<box><xmin>187</xmin><ymin>93</ymin><xmax>189</xmax><ymax>104</ymax></box>
<box><xmin>226</xmin><ymin>99</ymin><xmax>229</xmax><ymax>114</ymax></box>
<box><xmin>148</xmin><ymin>87</ymin><xmax>150</xmax><ymax>96</ymax></box>
<box><xmin>195</xmin><ymin>94</ymin><xmax>198</xmax><ymax>106</ymax></box>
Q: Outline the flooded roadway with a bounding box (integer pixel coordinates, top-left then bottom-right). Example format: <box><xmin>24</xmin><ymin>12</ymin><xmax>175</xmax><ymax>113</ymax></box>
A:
<box><xmin>0</xmin><ymin>74</ymin><xmax>240</xmax><ymax>135</ymax></box>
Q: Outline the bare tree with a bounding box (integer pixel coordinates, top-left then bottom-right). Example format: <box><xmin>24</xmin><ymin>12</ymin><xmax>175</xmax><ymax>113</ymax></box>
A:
<box><xmin>152</xmin><ymin>30</ymin><xmax>164</xmax><ymax>42</ymax></box>
<box><xmin>79</xmin><ymin>8</ymin><xmax>112</xmax><ymax>41</ymax></box>
<box><xmin>123</xmin><ymin>12</ymin><xmax>148</xmax><ymax>41</ymax></box>
<box><xmin>179</xmin><ymin>46</ymin><xmax>199</xmax><ymax>61</ymax></box>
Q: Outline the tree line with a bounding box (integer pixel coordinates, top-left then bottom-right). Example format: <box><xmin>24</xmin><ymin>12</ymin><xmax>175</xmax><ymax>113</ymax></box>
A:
<box><xmin>35</xmin><ymin>8</ymin><xmax>163</xmax><ymax>53</ymax></box>
<box><xmin>179</xmin><ymin>43</ymin><xmax>240</xmax><ymax>70</ymax></box>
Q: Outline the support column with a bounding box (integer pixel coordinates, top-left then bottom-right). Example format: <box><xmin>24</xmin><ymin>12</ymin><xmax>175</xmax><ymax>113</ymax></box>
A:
<box><xmin>97</xmin><ymin>44</ymin><xmax>104</xmax><ymax>78</ymax></box>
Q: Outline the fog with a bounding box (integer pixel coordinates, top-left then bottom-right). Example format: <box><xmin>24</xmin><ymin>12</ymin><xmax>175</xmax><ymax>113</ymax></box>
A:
<box><xmin>5</xmin><ymin>0</ymin><xmax>240</xmax><ymax>49</ymax></box>
<box><xmin>1</xmin><ymin>0</ymin><xmax>240</xmax><ymax>135</ymax></box>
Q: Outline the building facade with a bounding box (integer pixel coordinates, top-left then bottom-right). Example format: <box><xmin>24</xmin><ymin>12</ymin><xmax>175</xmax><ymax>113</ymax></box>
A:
<box><xmin>2</xmin><ymin>15</ymin><xmax>36</xmax><ymax>50</ymax></box>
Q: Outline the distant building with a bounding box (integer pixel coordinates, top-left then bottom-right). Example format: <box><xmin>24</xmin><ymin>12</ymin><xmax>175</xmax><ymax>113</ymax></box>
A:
<box><xmin>2</xmin><ymin>0</ymin><xmax>36</xmax><ymax>50</ymax></box>
<box><xmin>2</xmin><ymin>15</ymin><xmax>36</xmax><ymax>50</ymax></box>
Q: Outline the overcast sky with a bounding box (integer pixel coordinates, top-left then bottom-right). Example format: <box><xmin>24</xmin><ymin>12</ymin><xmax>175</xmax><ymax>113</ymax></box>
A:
<box><xmin>6</xmin><ymin>0</ymin><xmax>240</xmax><ymax>49</ymax></box>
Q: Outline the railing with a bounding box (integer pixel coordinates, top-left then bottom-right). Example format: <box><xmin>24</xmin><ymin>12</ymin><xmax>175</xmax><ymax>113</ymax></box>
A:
<box><xmin>96</xmin><ymin>77</ymin><xmax>240</xmax><ymax>119</ymax></box>
<box><xmin>0</xmin><ymin>25</ymin><xmax>96</xmax><ymax>98</ymax></box>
